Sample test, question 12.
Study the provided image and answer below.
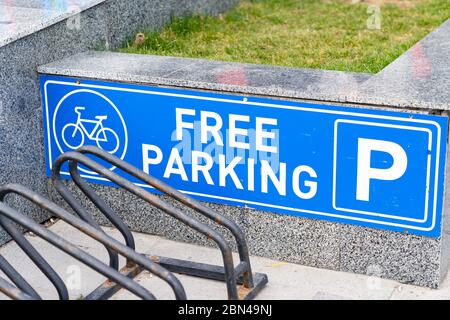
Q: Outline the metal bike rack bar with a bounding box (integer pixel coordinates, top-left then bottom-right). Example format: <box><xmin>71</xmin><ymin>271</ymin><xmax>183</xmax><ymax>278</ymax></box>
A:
<box><xmin>0</xmin><ymin>216</ymin><xmax>68</xmax><ymax>300</ymax></box>
<box><xmin>0</xmin><ymin>184</ymin><xmax>186</xmax><ymax>300</ymax></box>
<box><xmin>0</xmin><ymin>255</ymin><xmax>40</xmax><ymax>300</ymax></box>
<box><xmin>0</xmin><ymin>275</ymin><xmax>35</xmax><ymax>300</ymax></box>
<box><xmin>51</xmin><ymin>146</ymin><xmax>268</xmax><ymax>300</ymax></box>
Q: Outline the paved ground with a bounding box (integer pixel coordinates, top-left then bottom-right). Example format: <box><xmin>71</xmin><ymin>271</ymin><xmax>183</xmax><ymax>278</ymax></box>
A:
<box><xmin>1</xmin><ymin>220</ymin><xmax>449</xmax><ymax>300</ymax></box>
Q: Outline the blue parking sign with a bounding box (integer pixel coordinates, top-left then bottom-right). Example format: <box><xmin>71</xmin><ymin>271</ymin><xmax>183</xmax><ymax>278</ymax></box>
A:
<box><xmin>40</xmin><ymin>75</ymin><xmax>448</xmax><ymax>237</ymax></box>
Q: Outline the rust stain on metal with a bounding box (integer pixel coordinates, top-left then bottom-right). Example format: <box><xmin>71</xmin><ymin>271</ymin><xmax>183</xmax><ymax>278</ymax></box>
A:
<box><xmin>103</xmin><ymin>279</ymin><xmax>116</xmax><ymax>287</ymax></box>
<box><xmin>125</xmin><ymin>261</ymin><xmax>137</xmax><ymax>269</ymax></box>
<box><xmin>237</xmin><ymin>285</ymin><xmax>251</xmax><ymax>300</ymax></box>
<box><xmin>149</xmin><ymin>255</ymin><xmax>160</xmax><ymax>263</ymax></box>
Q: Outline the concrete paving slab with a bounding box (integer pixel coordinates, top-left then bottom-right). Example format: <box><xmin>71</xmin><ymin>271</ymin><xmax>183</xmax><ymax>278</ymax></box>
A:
<box><xmin>0</xmin><ymin>220</ymin><xmax>449</xmax><ymax>300</ymax></box>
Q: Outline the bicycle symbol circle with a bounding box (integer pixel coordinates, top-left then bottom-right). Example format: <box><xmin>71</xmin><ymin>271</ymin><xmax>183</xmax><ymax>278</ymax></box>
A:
<box><xmin>53</xmin><ymin>89</ymin><xmax>128</xmax><ymax>168</ymax></box>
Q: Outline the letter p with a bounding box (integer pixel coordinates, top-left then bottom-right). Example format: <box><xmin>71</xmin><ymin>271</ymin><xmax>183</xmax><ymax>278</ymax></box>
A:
<box><xmin>356</xmin><ymin>138</ymin><xmax>408</xmax><ymax>201</ymax></box>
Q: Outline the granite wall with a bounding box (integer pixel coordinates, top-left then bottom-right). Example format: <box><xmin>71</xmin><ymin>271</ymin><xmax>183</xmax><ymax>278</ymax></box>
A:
<box><xmin>0</xmin><ymin>0</ymin><xmax>240</xmax><ymax>244</ymax></box>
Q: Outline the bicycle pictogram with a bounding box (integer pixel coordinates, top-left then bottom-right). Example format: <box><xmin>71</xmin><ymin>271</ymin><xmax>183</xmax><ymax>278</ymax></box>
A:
<box><xmin>61</xmin><ymin>106</ymin><xmax>120</xmax><ymax>153</ymax></box>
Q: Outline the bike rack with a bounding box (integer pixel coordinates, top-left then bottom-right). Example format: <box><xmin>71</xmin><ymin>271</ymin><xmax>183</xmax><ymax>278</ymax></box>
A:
<box><xmin>51</xmin><ymin>146</ymin><xmax>268</xmax><ymax>300</ymax></box>
<box><xmin>0</xmin><ymin>184</ymin><xmax>186</xmax><ymax>300</ymax></box>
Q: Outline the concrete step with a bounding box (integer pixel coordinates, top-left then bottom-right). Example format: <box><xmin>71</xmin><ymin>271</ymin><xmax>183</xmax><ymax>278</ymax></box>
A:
<box><xmin>0</xmin><ymin>0</ymin><xmax>103</xmax><ymax>48</ymax></box>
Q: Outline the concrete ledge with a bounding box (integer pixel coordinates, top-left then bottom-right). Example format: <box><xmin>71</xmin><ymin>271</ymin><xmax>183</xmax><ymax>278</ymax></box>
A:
<box><xmin>38</xmin><ymin>19</ymin><xmax>450</xmax><ymax>112</ymax></box>
<box><xmin>0</xmin><ymin>0</ymin><xmax>104</xmax><ymax>48</ymax></box>
<box><xmin>38</xmin><ymin>51</ymin><xmax>373</xmax><ymax>103</ymax></box>
<box><xmin>355</xmin><ymin>19</ymin><xmax>450</xmax><ymax>111</ymax></box>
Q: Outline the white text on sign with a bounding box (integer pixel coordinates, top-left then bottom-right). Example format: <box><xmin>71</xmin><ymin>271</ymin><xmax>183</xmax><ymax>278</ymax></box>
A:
<box><xmin>141</xmin><ymin>108</ymin><xmax>408</xmax><ymax>202</ymax></box>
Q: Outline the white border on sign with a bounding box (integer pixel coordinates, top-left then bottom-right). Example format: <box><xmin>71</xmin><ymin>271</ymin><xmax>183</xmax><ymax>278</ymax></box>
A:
<box><xmin>43</xmin><ymin>79</ymin><xmax>443</xmax><ymax>233</ymax></box>
<box><xmin>333</xmin><ymin>120</ymin><xmax>433</xmax><ymax>223</ymax></box>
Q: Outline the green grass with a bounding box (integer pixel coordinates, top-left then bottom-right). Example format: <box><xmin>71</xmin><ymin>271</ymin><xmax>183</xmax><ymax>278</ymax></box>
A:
<box><xmin>120</xmin><ymin>0</ymin><xmax>450</xmax><ymax>73</ymax></box>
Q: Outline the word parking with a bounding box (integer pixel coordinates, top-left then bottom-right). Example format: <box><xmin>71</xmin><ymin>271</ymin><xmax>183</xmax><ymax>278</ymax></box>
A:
<box><xmin>143</xmin><ymin>108</ymin><xmax>318</xmax><ymax>200</ymax></box>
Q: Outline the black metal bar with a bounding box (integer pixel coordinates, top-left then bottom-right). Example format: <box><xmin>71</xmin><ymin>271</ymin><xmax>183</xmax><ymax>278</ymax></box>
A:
<box><xmin>0</xmin><ymin>200</ymin><xmax>157</xmax><ymax>300</ymax></box>
<box><xmin>240</xmin><ymin>273</ymin><xmax>269</xmax><ymax>300</ymax></box>
<box><xmin>0</xmin><ymin>183</ymin><xmax>186</xmax><ymax>300</ymax></box>
<box><xmin>147</xmin><ymin>256</ymin><xmax>250</xmax><ymax>283</ymax></box>
<box><xmin>107</xmin><ymin>255</ymin><xmax>268</xmax><ymax>300</ymax></box>
<box><xmin>0</xmin><ymin>216</ymin><xmax>69</xmax><ymax>300</ymax></box>
<box><xmin>0</xmin><ymin>276</ymin><xmax>35</xmax><ymax>300</ymax></box>
<box><xmin>52</xmin><ymin>151</ymin><xmax>239</xmax><ymax>300</ymax></box>
<box><xmin>234</xmin><ymin>262</ymin><xmax>249</xmax><ymax>281</ymax></box>
<box><xmin>148</xmin><ymin>255</ymin><xmax>227</xmax><ymax>281</ymax></box>
<box><xmin>151</xmin><ymin>257</ymin><xmax>258</xmax><ymax>289</ymax></box>
<box><xmin>76</xmin><ymin>146</ymin><xmax>255</xmax><ymax>288</ymax></box>
<box><xmin>31</xmin><ymin>181</ymin><xmax>120</xmax><ymax>271</ymax></box>
<box><xmin>91</xmin><ymin>255</ymin><xmax>268</xmax><ymax>300</ymax></box>
<box><xmin>69</xmin><ymin>163</ymin><xmax>136</xmax><ymax>255</ymax></box>
<box><xmin>0</xmin><ymin>255</ymin><xmax>41</xmax><ymax>299</ymax></box>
